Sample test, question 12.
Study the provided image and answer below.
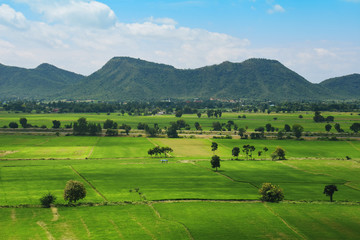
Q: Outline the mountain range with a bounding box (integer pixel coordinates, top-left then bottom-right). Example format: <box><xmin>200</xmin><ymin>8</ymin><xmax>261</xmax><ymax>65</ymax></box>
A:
<box><xmin>0</xmin><ymin>57</ymin><xmax>359</xmax><ymax>101</ymax></box>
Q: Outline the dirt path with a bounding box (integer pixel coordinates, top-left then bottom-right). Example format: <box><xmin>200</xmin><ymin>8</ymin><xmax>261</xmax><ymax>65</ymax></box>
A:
<box><xmin>347</xmin><ymin>141</ymin><xmax>360</xmax><ymax>152</ymax></box>
<box><xmin>131</xmin><ymin>216</ymin><xmax>157</xmax><ymax>240</ymax></box>
<box><xmin>263</xmin><ymin>203</ymin><xmax>307</xmax><ymax>240</ymax></box>
<box><xmin>109</xmin><ymin>219</ymin><xmax>124</xmax><ymax>239</ymax></box>
<box><xmin>81</xmin><ymin>217</ymin><xmax>91</xmax><ymax>238</ymax></box>
<box><xmin>37</xmin><ymin>221</ymin><xmax>55</xmax><ymax>240</ymax></box>
<box><xmin>87</xmin><ymin>137</ymin><xmax>101</xmax><ymax>158</ymax></box>
<box><xmin>0</xmin><ymin>151</ymin><xmax>18</xmax><ymax>157</ymax></box>
<box><xmin>147</xmin><ymin>138</ymin><xmax>158</xmax><ymax>146</ymax></box>
<box><xmin>11</xmin><ymin>209</ymin><xmax>16</xmax><ymax>221</ymax></box>
<box><xmin>148</xmin><ymin>203</ymin><xmax>194</xmax><ymax>240</ymax></box>
<box><xmin>51</xmin><ymin>207</ymin><xmax>59</xmax><ymax>221</ymax></box>
<box><xmin>70</xmin><ymin>165</ymin><xmax>108</xmax><ymax>202</ymax></box>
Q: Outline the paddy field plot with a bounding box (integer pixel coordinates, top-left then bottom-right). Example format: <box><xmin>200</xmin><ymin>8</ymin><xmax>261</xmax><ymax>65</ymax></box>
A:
<box><xmin>1</xmin><ymin>111</ymin><xmax>359</xmax><ymax>132</ymax></box>
<box><xmin>196</xmin><ymin>160</ymin><xmax>360</xmax><ymax>201</ymax></box>
<box><xmin>0</xmin><ymin>202</ymin><xmax>359</xmax><ymax>240</ymax></box>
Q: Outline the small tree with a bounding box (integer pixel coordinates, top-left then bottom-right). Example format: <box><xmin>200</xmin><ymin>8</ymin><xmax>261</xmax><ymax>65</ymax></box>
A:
<box><xmin>211</xmin><ymin>155</ymin><xmax>221</xmax><ymax>171</ymax></box>
<box><xmin>20</xmin><ymin>118</ymin><xmax>28</xmax><ymax>128</ymax></box>
<box><xmin>292</xmin><ymin>124</ymin><xmax>304</xmax><ymax>139</ymax></box>
<box><xmin>40</xmin><ymin>193</ymin><xmax>56</xmax><ymax>208</ymax></box>
<box><xmin>325</xmin><ymin>124</ymin><xmax>332</xmax><ymax>132</ymax></box>
<box><xmin>232</xmin><ymin>147</ymin><xmax>240</xmax><ymax>160</ymax></box>
<box><xmin>350</xmin><ymin>123</ymin><xmax>360</xmax><ymax>133</ymax></box>
<box><xmin>197</xmin><ymin>112</ymin><xmax>201</xmax><ymax>118</ymax></box>
<box><xmin>52</xmin><ymin>120</ymin><xmax>61</xmax><ymax>129</ymax></box>
<box><xmin>64</xmin><ymin>180</ymin><xmax>86</xmax><ymax>203</ymax></box>
<box><xmin>263</xmin><ymin>147</ymin><xmax>268</xmax><ymax>160</ymax></box>
<box><xmin>175</xmin><ymin>110</ymin><xmax>183</xmax><ymax>118</ymax></box>
<box><xmin>211</xmin><ymin>142</ymin><xmax>218</xmax><ymax>153</ymax></box>
<box><xmin>259</xmin><ymin>183</ymin><xmax>284</xmax><ymax>202</ymax></box>
<box><xmin>323</xmin><ymin>184</ymin><xmax>338</xmax><ymax>202</ymax></box>
<box><xmin>9</xmin><ymin>122</ymin><xmax>18</xmax><ymax>128</ymax></box>
<box><xmin>271</xmin><ymin>147</ymin><xmax>286</xmax><ymax>160</ymax></box>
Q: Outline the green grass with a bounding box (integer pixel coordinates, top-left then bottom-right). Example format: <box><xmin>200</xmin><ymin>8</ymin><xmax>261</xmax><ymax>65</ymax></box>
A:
<box><xmin>1</xmin><ymin>111</ymin><xmax>359</xmax><ymax>132</ymax></box>
<box><xmin>196</xmin><ymin>160</ymin><xmax>360</xmax><ymax>201</ymax></box>
<box><xmin>269</xmin><ymin>203</ymin><xmax>360</xmax><ymax>239</ymax></box>
<box><xmin>0</xmin><ymin>165</ymin><xmax>103</xmax><ymax>205</ymax></box>
<box><xmin>0</xmin><ymin>205</ymin><xmax>189</xmax><ymax>239</ymax></box>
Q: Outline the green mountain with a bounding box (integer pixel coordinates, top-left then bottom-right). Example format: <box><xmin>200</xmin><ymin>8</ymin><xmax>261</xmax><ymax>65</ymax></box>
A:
<box><xmin>64</xmin><ymin>57</ymin><xmax>334</xmax><ymax>101</ymax></box>
<box><xmin>0</xmin><ymin>63</ymin><xmax>84</xmax><ymax>100</ymax></box>
<box><xmin>319</xmin><ymin>74</ymin><xmax>360</xmax><ymax>99</ymax></box>
<box><xmin>1</xmin><ymin>57</ymin><xmax>358</xmax><ymax>101</ymax></box>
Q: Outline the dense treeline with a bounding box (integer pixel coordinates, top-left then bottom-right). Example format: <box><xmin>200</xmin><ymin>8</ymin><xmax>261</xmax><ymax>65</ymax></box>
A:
<box><xmin>1</xmin><ymin>100</ymin><xmax>359</xmax><ymax>114</ymax></box>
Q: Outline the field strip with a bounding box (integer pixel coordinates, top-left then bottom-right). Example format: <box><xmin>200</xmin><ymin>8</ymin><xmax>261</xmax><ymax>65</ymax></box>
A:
<box><xmin>148</xmin><ymin>204</ymin><xmax>194</xmax><ymax>240</ymax></box>
<box><xmin>131</xmin><ymin>216</ymin><xmax>157</xmax><ymax>240</ymax></box>
<box><xmin>37</xmin><ymin>221</ymin><xmax>55</xmax><ymax>240</ymax></box>
<box><xmin>192</xmin><ymin>162</ymin><xmax>235</xmax><ymax>182</ymax></box>
<box><xmin>81</xmin><ymin>217</ymin><xmax>91</xmax><ymax>238</ymax></box>
<box><xmin>35</xmin><ymin>138</ymin><xmax>50</xmax><ymax>146</ymax></box>
<box><xmin>11</xmin><ymin>209</ymin><xmax>16</xmax><ymax>221</ymax></box>
<box><xmin>87</xmin><ymin>137</ymin><xmax>101</xmax><ymax>158</ymax></box>
<box><xmin>344</xmin><ymin>182</ymin><xmax>360</xmax><ymax>191</ymax></box>
<box><xmin>277</xmin><ymin>161</ymin><xmax>333</xmax><ymax>177</ymax></box>
<box><xmin>69</xmin><ymin>165</ymin><xmax>108</xmax><ymax>202</ymax></box>
<box><xmin>346</xmin><ymin>141</ymin><xmax>360</xmax><ymax>152</ymax></box>
<box><xmin>109</xmin><ymin>219</ymin><xmax>124</xmax><ymax>239</ymax></box>
<box><xmin>51</xmin><ymin>207</ymin><xmax>59</xmax><ymax>221</ymax></box>
<box><xmin>263</xmin><ymin>203</ymin><xmax>307</xmax><ymax>240</ymax></box>
<box><xmin>147</xmin><ymin>138</ymin><xmax>158</xmax><ymax>146</ymax></box>
<box><xmin>206</xmin><ymin>139</ymin><xmax>232</xmax><ymax>151</ymax></box>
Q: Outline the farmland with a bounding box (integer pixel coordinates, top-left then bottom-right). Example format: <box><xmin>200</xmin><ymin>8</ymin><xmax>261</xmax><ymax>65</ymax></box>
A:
<box><xmin>0</xmin><ymin>112</ymin><xmax>359</xmax><ymax>239</ymax></box>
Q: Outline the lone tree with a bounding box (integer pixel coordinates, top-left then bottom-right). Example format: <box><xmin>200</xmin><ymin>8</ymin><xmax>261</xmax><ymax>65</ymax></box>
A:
<box><xmin>323</xmin><ymin>184</ymin><xmax>338</xmax><ymax>202</ymax></box>
<box><xmin>52</xmin><ymin>120</ymin><xmax>61</xmax><ymax>129</ymax></box>
<box><xmin>211</xmin><ymin>155</ymin><xmax>221</xmax><ymax>171</ymax></box>
<box><xmin>64</xmin><ymin>180</ymin><xmax>86</xmax><ymax>203</ymax></box>
<box><xmin>40</xmin><ymin>193</ymin><xmax>56</xmax><ymax>208</ymax></box>
<box><xmin>325</xmin><ymin>124</ymin><xmax>332</xmax><ymax>132</ymax></box>
<box><xmin>263</xmin><ymin>147</ymin><xmax>269</xmax><ymax>160</ymax></box>
<box><xmin>259</xmin><ymin>183</ymin><xmax>284</xmax><ymax>202</ymax></box>
<box><xmin>271</xmin><ymin>147</ymin><xmax>286</xmax><ymax>160</ymax></box>
<box><xmin>211</xmin><ymin>142</ymin><xmax>218</xmax><ymax>153</ymax></box>
<box><xmin>19</xmin><ymin>118</ymin><xmax>28</xmax><ymax>128</ymax></box>
<box><xmin>292</xmin><ymin>124</ymin><xmax>304</xmax><ymax>139</ymax></box>
<box><xmin>232</xmin><ymin>147</ymin><xmax>240</xmax><ymax>160</ymax></box>
<box><xmin>350</xmin><ymin>123</ymin><xmax>360</xmax><ymax>133</ymax></box>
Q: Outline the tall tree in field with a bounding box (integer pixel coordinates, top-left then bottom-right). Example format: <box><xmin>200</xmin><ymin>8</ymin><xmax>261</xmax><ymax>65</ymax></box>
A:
<box><xmin>292</xmin><ymin>124</ymin><xmax>304</xmax><ymax>139</ymax></box>
<box><xmin>52</xmin><ymin>120</ymin><xmax>61</xmax><ymax>129</ymax></box>
<box><xmin>263</xmin><ymin>147</ymin><xmax>269</xmax><ymax>160</ymax></box>
<box><xmin>210</xmin><ymin>155</ymin><xmax>221</xmax><ymax>171</ymax></box>
<box><xmin>325</xmin><ymin>124</ymin><xmax>332</xmax><ymax>132</ymax></box>
<box><xmin>211</xmin><ymin>142</ymin><xmax>218</xmax><ymax>153</ymax></box>
<box><xmin>64</xmin><ymin>180</ymin><xmax>86</xmax><ymax>203</ymax></box>
<box><xmin>197</xmin><ymin>112</ymin><xmax>201</xmax><ymax>118</ymax></box>
<box><xmin>19</xmin><ymin>118</ymin><xmax>27</xmax><ymax>128</ymax></box>
<box><xmin>232</xmin><ymin>147</ymin><xmax>240</xmax><ymax>160</ymax></box>
<box><xmin>350</xmin><ymin>123</ymin><xmax>360</xmax><ymax>133</ymax></box>
<box><xmin>323</xmin><ymin>185</ymin><xmax>338</xmax><ymax>202</ymax></box>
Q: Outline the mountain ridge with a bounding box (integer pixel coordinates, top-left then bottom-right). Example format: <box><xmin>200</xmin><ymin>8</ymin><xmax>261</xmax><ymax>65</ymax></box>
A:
<box><xmin>0</xmin><ymin>57</ymin><xmax>358</xmax><ymax>101</ymax></box>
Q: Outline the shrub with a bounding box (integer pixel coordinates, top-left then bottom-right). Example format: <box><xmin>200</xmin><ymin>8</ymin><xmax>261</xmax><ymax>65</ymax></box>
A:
<box><xmin>40</xmin><ymin>193</ymin><xmax>56</xmax><ymax>208</ymax></box>
<box><xmin>259</xmin><ymin>183</ymin><xmax>284</xmax><ymax>202</ymax></box>
<box><xmin>64</xmin><ymin>180</ymin><xmax>86</xmax><ymax>203</ymax></box>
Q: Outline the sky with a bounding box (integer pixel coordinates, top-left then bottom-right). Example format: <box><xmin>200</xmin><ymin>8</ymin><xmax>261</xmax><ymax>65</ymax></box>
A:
<box><xmin>0</xmin><ymin>0</ymin><xmax>359</xmax><ymax>83</ymax></box>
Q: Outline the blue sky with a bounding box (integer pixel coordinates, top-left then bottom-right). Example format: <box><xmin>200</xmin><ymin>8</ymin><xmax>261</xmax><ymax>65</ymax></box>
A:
<box><xmin>0</xmin><ymin>0</ymin><xmax>359</xmax><ymax>82</ymax></box>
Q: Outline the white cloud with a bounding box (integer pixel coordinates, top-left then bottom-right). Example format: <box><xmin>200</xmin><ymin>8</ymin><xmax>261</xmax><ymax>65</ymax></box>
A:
<box><xmin>147</xmin><ymin>17</ymin><xmax>178</xmax><ymax>26</ymax></box>
<box><xmin>13</xmin><ymin>0</ymin><xmax>117</xmax><ymax>28</ymax></box>
<box><xmin>267</xmin><ymin>4</ymin><xmax>285</xmax><ymax>14</ymax></box>
<box><xmin>0</xmin><ymin>4</ymin><xmax>28</xmax><ymax>29</ymax></box>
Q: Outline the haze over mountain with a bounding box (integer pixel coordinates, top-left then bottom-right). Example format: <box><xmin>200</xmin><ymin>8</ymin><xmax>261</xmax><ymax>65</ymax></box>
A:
<box><xmin>0</xmin><ymin>57</ymin><xmax>358</xmax><ymax>101</ymax></box>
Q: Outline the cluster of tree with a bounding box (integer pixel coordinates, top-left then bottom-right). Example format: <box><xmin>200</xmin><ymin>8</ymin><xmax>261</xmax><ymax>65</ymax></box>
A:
<box><xmin>206</xmin><ymin>109</ymin><xmax>222</xmax><ymax>118</ymax></box>
<box><xmin>5</xmin><ymin>118</ymin><xmax>61</xmax><ymax>129</ymax></box>
<box><xmin>313</xmin><ymin>111</ymin><xmax>334</xmax><ymax>122</ymax></box>
<box><xmin>2</xmin><ymin>100</ymin><xmax>360</xmax><ymax>115</ymax></box>
<box><xmin>147</xmin><ymin>146</ymin><xmax>173</xmax><ymax>157</ymax></box>
<box><xmin>73</xmin><ymin>118</ymin><xmax>102</xmax><ymax>136</ymax></box>
<box><xmin>40</xmin><ymin>180</ymin><xmax>86</xmax><ymax>207</ymax></box>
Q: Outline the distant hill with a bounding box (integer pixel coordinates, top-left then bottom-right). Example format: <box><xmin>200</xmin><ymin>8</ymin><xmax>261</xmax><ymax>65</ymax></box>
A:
<box><xmin>319</xmin><ymin>74</ymin><xmax>360</xmax><ymax>99</ymax></box>
<box><xmin>0</xmin><ymin>57</ymin><xmax>358</xmax><ymax>101</ymax></box>
<box><xmin>0</xmin><ymin>63</ymin><xmax>84</xmax><ymax>100</ymax></box>
<box><xmin>63</xmin><ymin>57</ymin><xmax>335</xmax><ymax>101</ymax></box>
